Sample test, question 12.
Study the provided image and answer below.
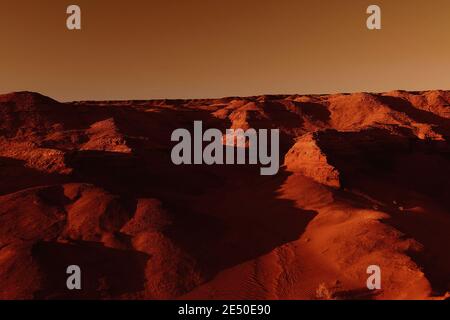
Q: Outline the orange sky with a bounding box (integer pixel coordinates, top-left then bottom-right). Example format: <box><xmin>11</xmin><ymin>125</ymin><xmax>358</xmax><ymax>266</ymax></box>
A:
<box><xmin>1</xmin><ymin>0</ymin><xmax>450</xmax><ymax>101</ymax></box>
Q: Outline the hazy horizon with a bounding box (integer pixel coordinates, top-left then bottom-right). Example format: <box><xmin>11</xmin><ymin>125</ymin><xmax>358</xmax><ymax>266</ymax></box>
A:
<box><xmin>2</xmin><ymin>0</ymin><xmax>450</xmax><ymax>101</ymax></box>
<box><xmin>3</xmin><ymin>87</ymin><xmax>450</xmax><ymax>103</ymax></box>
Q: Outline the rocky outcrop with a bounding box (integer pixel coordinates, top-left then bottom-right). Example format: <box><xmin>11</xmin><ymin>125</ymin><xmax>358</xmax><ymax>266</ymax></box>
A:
<box><xmin>285</xmin><ymin>133</ymin><xmax>340</xmax><ymax>188</ymax></box>
<box><xmin>1</xmin><ymin>90</ymin><xmax>450</xmax><ymax>300</ymax></box>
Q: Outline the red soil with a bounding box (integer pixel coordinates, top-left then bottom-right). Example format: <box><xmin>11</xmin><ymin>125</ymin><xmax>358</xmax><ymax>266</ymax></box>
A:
<box><xmin>0</xmin><ymin>91</ymin><xmax>449</xmax><ymax>300</ymax></box>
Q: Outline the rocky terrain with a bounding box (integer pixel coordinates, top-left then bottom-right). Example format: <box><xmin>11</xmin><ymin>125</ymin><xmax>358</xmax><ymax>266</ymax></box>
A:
<box><xmin>0</xmin><ymin>90</ymin><xmax>449</xmax><ymax>300</ymax></box>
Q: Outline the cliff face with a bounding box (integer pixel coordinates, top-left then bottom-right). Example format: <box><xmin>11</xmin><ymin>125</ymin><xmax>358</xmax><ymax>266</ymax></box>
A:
<box><xmin>0</xmin><ymin>90</ymin><xmax>449</xmax><ymax>300</ymax></box>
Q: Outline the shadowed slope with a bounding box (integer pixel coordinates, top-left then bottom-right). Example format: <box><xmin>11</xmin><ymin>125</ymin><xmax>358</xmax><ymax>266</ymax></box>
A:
<box><xmin>0</xmin><ymin>91</ymin><xmax>449</xmax><ymax>299</ymax></box>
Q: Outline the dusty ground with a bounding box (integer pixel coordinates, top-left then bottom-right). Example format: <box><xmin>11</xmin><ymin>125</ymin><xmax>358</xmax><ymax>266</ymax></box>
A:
<box><xmin>0</xmin><ymin>90</ymin><xmax>449</xmax><ymax>300</ymax></box>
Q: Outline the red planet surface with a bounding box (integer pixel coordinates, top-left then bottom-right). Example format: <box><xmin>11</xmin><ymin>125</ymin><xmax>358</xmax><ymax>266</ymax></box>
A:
<box><xmin>1</xmin><ymin>1</ymin><xmax>450</xmax><ymax>301</ymax></box>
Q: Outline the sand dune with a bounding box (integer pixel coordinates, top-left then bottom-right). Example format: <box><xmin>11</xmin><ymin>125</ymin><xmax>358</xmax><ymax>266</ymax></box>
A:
<box><xmin>0</xmin><ymin>91</ymin><xmax>449</xmax><ymax>300</ymax></box>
